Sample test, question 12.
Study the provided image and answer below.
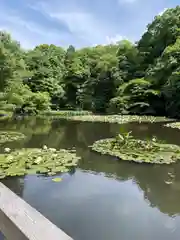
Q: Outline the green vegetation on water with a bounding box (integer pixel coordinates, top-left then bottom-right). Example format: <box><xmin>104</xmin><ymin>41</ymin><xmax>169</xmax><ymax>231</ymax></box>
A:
<box><xmin>38</xmin><ymin>110</ymin><xmax>92</xmax><ymax>119</ymax></box>
<box><xmin>0</xmin><ymin>147</ymin><xmax>80</xmax><ymax>179</ymax></box>
<box><xmin>165</xmin><ymin>122</ymin><xmax>180</xmax><ymax>130</ymax></box>
<box><xmin>52</xmin><ymin>177</ymin><xmax>63</xmax><ymax>182</ymax></box>
<box><xmin>91</xmin><ymin>132</ymin><xmax>180</xmax><ymax>164</ymax></box>
<box><xmin>0</xmin><ymin>131</ymin><xmax>26</xmax><ymax>144</ymax></box>
<box><xmin>60</xmin><ymin>115</ymin><xmax>172</xmax><ymax>124</ymax></box>
<box><xmin>0</xmin><ymin>130</ymin><xmax>80</xmax><ymax>179</ymax></box>
<box><xmin>0</xmin><ymin>6</ymin><xmax>180</xmax><ymax>118</ymax></box>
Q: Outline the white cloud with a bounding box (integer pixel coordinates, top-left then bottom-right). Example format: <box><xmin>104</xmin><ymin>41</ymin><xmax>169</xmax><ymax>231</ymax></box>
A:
<box><xmin>0</xmin><ymin>7</ymin><xmax>72</xmax><ymax>49</ymax></box>
<box><xmin>0</xmin><ymin>1</ymin><xmax>128</xmax><ymax>49</ymax></box>
<box><xmin>30</xmin><ymin>1</ymin><xmax>124</xmax><ymax>47</ymax></box>
<box><xmin>50</xmin><ymin>12</ymin><xmax>98</xmax><ymax>39</ymax></box>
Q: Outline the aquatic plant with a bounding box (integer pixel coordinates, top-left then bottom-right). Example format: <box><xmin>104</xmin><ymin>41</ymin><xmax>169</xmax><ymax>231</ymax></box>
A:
<box><xmin>165</xmin><ymin>122</ymin><xmax>180</xmax><ymax>130</ymax></box>
<box><xmin>52</xmin><ymin>177</ymin><xmax>62</xmax><ymax>182</ymax></box>
<box><xmin>0</xmin><ymin>147</ymin><xmax>80</xmax><ymax>179</ymax></box>
<box><xmin>39</xmin><ymin>110</ymin><xmax>92</xmax><ymax>118</ymax></box>
<box><xmin>111</xmin><ymin>131</ymin><xmax>133</xmax><ymax>149</ymax></box>
<box><xmin>0</xmin><ymin>131</ymin><xmax>26</xmax><ymax>144</ymax></box>
<box><xmin>91</xmin><ymin>133</ymin><xmax>180</xmax><ymax>164</ymax></box>
<box><xmin>55</xmin><ymin>115</ymin><xmax>172</xmax><ymax>124</ymax></box>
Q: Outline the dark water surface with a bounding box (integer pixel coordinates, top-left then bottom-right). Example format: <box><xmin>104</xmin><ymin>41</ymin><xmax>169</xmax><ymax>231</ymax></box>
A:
<box><xmin>1</xmin><ymin>118</ymin><xmax>180</xmax><ymax>240</ymax></box>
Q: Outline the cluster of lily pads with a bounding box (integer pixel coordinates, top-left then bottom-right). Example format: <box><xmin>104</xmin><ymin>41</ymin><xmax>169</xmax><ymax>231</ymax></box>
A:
<box><xmin>39</xmin><ymin>110</ymin><xmax>92</xmax><ymax>119</ymax></box>
<box><xmin>91</xmin><ymin>132</ymin><xmax>180</xmax><ymax>164</ymax></box>
<box><xmin>0</xmin><ymin>131</ymin><xmax>26</xmax><ymax>144</ymax></box>
<box><xmin>165</xmin><ymin>122</ymin><xmax>180</xmax><ymax>130</ymax></box>
<box><xmin>0</xmin><ymin>147</ymin><xmax>80</xmax><ymax>179</ymax></box>
<box><xmin>58</xmin><ymin>115</ymin><xmax>172</xmax><ymax>124</ymax></box>
<box><xmin>0</xmin><ymin>131</ymin><xmax>80</xmax><ymax>179</ymax></box>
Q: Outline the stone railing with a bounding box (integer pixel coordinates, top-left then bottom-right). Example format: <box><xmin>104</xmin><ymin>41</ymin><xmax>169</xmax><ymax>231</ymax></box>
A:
<box><xmin>0</xmin><ymin>183</ymin><xmax>73</xmax><ymax>240</ymax></box>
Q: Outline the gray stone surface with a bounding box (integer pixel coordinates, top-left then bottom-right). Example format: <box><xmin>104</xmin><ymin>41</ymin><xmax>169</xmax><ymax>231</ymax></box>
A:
<box><xmin>0</xmin><ymin>183</ymin><xmax>73</xmax><ymax>240</ymax></box>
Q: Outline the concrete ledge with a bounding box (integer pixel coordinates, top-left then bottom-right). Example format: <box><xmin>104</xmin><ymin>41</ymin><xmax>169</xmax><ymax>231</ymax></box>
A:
<box><xmin>0</xmin><ymin>183</ymin><xmax>73</xmax><ymax>240</ymax></box>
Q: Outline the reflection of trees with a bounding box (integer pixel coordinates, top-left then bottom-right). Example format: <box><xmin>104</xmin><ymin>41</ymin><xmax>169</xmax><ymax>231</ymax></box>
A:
<box><xmin>0</xmin><ymin>118</ymin><xmax>52</xmax><ymax>136</ymax></box>
<box><xmin>25</xmin><ymin>122</ymin><xmax>66</xmax><ymax>149</ymax></box>
<box><xmin>54</xmin><ymin>120</ymin><xmax>180</xmax><ymax>217</ymax></box>
<box><xmin>110</xmin><ymin>121</ymin><xmax>180</xmax><ymax>146</ymax></box>
<box><xmin>0</xmin><ymin>118</ymin><xmax>52</xmax><ymax>149</ymax></box>
<box><xmin>135</xmin><ymin>164</ymin><xmax>180</xmax><ymax>216</ymax></box>
<box><xmin>78</xmin><ymin>145</ymin><xmax>180</xmax><ymax>216</ymax></box>
<box><xmin>51</xmin><ymin>121</ymin><xmax>115</xmax><ymax>149</ymax></box>
<box><xmin>1</xmin><ymin>176</ymin><xmax>25</xmax><ymax>198</ymax></box>
<box><xmin>1</xmin><ymin>118</ymin><xmax>180</xmax><ymax>216</ymax></box>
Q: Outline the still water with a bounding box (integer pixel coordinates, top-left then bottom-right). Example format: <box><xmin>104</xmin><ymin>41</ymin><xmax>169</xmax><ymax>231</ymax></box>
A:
<box><xmin>1</xmin><ymin>118</ymin><xmax>180</xmax><ymax>240</ymax></box>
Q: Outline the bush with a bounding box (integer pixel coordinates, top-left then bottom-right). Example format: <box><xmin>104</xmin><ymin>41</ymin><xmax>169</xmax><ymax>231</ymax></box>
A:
<box><xmin>16</xmin><ymin>92</ymin><xmax>51</xmax><ymax>115</ymax></box>
<box><xmin>0</xmin><ymin>104</ymin><xmax>16</xmax><ymax>111</ymax></box>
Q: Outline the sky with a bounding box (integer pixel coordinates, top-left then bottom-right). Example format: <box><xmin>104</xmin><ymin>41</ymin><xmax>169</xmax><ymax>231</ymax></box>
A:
<box><xmin>0</xmin><ymin>0</ymin><xmax>179</xmax><ymax>49</ymax></box>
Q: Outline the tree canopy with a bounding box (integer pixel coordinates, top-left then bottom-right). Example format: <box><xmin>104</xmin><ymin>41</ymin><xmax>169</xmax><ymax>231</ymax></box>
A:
<box><xmin>0</xmin><ymin>6</ymin><xmax>180</xmax><ymax>117</ymax></box>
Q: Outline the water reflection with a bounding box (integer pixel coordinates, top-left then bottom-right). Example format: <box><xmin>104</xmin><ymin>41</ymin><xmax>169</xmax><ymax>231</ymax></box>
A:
<box><xmin>1</xmin><ymin>118</ymin><xmax>180</xmax><ymax>239</ymax></box>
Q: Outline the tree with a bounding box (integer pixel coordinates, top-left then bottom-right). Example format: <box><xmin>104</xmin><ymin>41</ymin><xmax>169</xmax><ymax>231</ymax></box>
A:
<box><xmin>1</xmin><ymin>6</ymin><xmax>180</xmax><ymax>118</ymax></box>
<box><xmin>108</xmin><ymin>78</ymin><xmax>159</xmax><ymax>115</ymax></box>
<box><xmin>25</xmin><ymin>44</ymin><xmax>66</xmax><ymax>108</ymax></box>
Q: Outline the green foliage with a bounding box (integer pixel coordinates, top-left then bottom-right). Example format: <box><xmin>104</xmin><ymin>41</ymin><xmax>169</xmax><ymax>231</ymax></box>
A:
<box><xmin>109</xmin><ymin>78</ymin><xmax>159</xmax><ymax>114</ymax></box>
<box><xmin>0</xmin><ymin>131</ymin><xmax>26</xmax><ymax>144</ymax></box>
<box><xmin>1</xmin><ymin>6</ymin><xmax>180</xmax><ymax>117</ymax></box>
<box><xmin>91</xmin><ymin>135</ymin><xmax>180</xmax><ymax>164</ymax></box>
<box><xmin>0</xmin><ymin>147</ymin><xmax>80</xmax><ymax>179</ymax></box>
<box><xmin>165</xmin><ymin>122</ymin><xmax>180</xmax><ymax>130</ymax></box>
<box><xmin>24</xmin><ymin>92</ymin><xmax>51</xmax><ymax>114</ymax></box>
<box><xmin>113</xmin><ymin>131</ymin><xmax>133</xmax><ymax>147</ymax></box>
<box><xmin>56</xmin><ymin>114</ymin><xmax>171</xmax><ymax>124</ymax></box>
<box><xmin>39</xmin><ymin>110</ymin><xmax>92</xmax><ymax>117</ymax></box>
<box><xmin>25</xmin><ymin>44</ymin><xmax>66</xmax><ymax>107</ymax></box>
<box><xmin>3</xmin><ymin>77</ymin><xmax>50</xmax><ymax>114</ymax></box>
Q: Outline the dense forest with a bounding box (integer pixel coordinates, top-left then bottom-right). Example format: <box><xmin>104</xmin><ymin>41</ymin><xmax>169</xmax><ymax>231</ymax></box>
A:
<box><xmin>0</xmin><ymin>6</ymin><xmax>180</xmax><ymax>117</ymax></box>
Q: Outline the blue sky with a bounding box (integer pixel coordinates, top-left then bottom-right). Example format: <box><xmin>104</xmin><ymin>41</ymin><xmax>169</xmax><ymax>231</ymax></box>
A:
<box><xmin>0</xmin><ymin>0</ymin><xmax>179</xmax><ymax>49</ymax></box>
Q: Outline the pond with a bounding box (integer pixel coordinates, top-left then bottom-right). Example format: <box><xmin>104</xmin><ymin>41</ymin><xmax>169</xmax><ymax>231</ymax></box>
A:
<box><xmin>1</xmin><ymin>118</ymin><xmax>180</xmax><ymax>240</ymax></box>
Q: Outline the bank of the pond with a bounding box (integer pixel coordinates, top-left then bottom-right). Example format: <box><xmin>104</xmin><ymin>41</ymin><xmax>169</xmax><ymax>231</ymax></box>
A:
<box><xmin>0</xmin><ymin>110</ymin><xmax>92</xmax><ymax>121</ymax></box>
<box><xmin>0</xmin><ymin>109</ymin><xmax>174</xmax><ymax>124</ymax></box>
<box><xmin>91</xmin><ymin>133</ymin><xmax>180</xmax><ymax>164</ymax></box>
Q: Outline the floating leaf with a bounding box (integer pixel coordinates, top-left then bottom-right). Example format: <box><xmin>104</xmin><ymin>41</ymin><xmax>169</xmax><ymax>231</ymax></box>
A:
<box><xmin>91</xmin><ymin>136</ymin><xmax>180</xmax><ymax>164</ymax></box>
<box><xmin>0</xmin><ymin>131</ymin><xmax>26</xmax><ymax>144</ymax></box>
<box><xmin>165</xmin><ymin>122</ymin><xmax>180</xmax><ymax>130</ymax></box>
<box><xmin>0</xmin><ymin>148</ymin><xmax>80</xmax><ymax>179</ymax></box>
<box><xmin>52</xmin><ymin>178</ymin><xmax>62</xmax><ymax>182</ymax></box>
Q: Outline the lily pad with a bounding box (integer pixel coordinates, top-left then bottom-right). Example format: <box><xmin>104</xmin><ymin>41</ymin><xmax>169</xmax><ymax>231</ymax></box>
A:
<box><xmin>0</xmin><ymin>131</ymin><xmax>26</xmax><ymax>144</ymax></box>
<box><xmin>54</xmin><ymin>114</ymin><xmax>172</xmax><ymax>124</ymax></box>
<box><xmin>52</xmin><ymin>178</ymin><xmax>62</xmax><ymax>182</ymax></box>
<box><xmin>90</xmin><ymin>133</ymin><xmax>180</xmax><ymax>164</ymax></box>
<box><xmin>165</xmin><ymin>122</ymin><xmax>180</xmax><ymax>130</ymax></box>
<box><xmin>0</xmin><ymin>147</ymin><xmax>80</xmax><ymax>179</ymax></box>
